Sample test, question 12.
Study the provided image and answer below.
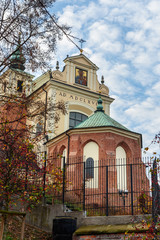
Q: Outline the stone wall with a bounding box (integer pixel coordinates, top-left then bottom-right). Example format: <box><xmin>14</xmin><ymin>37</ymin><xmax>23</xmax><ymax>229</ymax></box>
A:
<box><xmin>25</xmin><ymin>204</ymin><xmax>84</xmax><ymax>232</ymax></box>
<box><xmin>25</xmin><ymin>204</ymin><xmax>152</xmax><ymax>233</ymax></box>
<box><xmin>73</xmin><ymin>222</ymin><xmax>159</xmax><ymax>240</ymax></box>
<box><xmin>25</xmin><ymin>204</ymin><xmax>158</xmax><ymax>239</ymax></box>
<box><xmin>26</xmin><ymin>204</ymin><xmax>64</xmax><ymax>232</ymax></box>
<box><xmin>73</xmin><ymin>233</ymin><xmax>157</xmax><ymax>240</ymax></box>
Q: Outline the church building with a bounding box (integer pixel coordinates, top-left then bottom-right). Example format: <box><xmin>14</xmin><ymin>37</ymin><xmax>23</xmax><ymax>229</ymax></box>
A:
<box><xmin>0</xmin><ymin>43</ymin><xmax>148</xmax><ymax>214</ymax></box>
<box><xmin>32</xmin><ymin>53</ymin><xmax>114</xmax><ymax>139</ymax></box>
<box><xmin>0</xmin><ymin>43</ymin><xmax>142</xmax><ymax>168</ymax></box>
<box><xmin>33</xmin><ymin>52</ymin><xmax>142</xmax><ymax>163</ymax></box>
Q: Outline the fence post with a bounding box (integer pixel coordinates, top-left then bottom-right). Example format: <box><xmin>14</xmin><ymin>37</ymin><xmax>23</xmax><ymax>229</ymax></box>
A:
<box><xmin>62</xmin><ymin>157</ymin><xmax>66</xmax><ymax>205</ymax></box>
<box><xmin>43</xmin><ymin>150</ymin><xmax>47</xmax><ymax>205</ymax></box>
<box><xmin>106</xmin><ymin>166</ymin><xmax>109</xmax><ymax>216</ymax></box>
<box><xmin>152</xmin><ymin>158</ymin><xmax>159</xmax><ymax>227</ymax></box>
<box><xmin>130</xmin><ymin>164</ymin><xmax>134</xmax><ymax>215</ymax></box>
<box><xmin>83</xmin><ymin>162</ymin><xmax>86</xmax><ymax>212</ymax></box>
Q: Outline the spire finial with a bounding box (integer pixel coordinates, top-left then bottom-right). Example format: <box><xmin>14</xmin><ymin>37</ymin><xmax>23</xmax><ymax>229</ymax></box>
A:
<box><xmin>96</xmin><ymin>94</ymin><xmax>104</xmax><ymax>112</ymax></box>
<box><xmin>79</xmin><ymin>39</ymin><xmax>86</xmax><ymax>51</ymax></box>
<box><xmin>9</xmin><ymin>33</ymin><xmax>26</xmax><ymax>71</ymax></box>
<box><xmin>56</xmin><ymin>61</ymin><xmax>59</xmax><ymax>70</ymax></box>
<box><xmin>101</xmin><ymin>75</ymin><xmax>104</xmax><ymax>84</ymax></box>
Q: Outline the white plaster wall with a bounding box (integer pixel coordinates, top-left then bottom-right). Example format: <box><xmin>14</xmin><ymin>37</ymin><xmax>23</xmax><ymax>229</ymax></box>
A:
<box><xmin>116</xmin><ymin>146</ymin><xmax>127</xmax><ymax>191</ymax></box>
<box><xmin>83</xmin><ymin>142</ymin><xmax>99</xmax><ymax>188</ymax></box>
<box><xmin>47</xmin><ymin>88</ymin><xmax>57</xmax><ymax>139</ymax></box>
<box><xmin>61</xmin><ymin>148</ymin><xmax>67</xmax><ymax>169</ymax></box>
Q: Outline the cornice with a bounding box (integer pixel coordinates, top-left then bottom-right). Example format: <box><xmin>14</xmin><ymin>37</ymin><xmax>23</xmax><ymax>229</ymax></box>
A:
<box><xmin>47</xmin><ymin>126</ymin><xmax>142</xmax><ymax>148</ymax></box>
<box><xmin>48</xmin><ymin>79</ymin><xmax>114</xmax><ymax>103</ymax></box>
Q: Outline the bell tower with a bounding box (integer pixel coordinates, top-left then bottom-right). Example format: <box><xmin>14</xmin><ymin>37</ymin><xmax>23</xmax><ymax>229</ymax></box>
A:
<box><xmin>9</xmin><ymin>35</ymin><xmax>26</xmax><ymax>71</ymax></box>
<box><xmin>0</xmin><ymin>36</ymin><xmax>34</xmax><ymax>96</ymax></box>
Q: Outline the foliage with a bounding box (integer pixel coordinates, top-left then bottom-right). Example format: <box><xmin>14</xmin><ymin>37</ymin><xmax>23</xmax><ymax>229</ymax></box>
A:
<box><xmin>144</xmin><ymin>132</ymin><xmax>160</xmax><ymax>155</ymax></box>
<box><xmin>0</xmin><ymin>90</ymin><xmax>66</xmax><ymax>211</ymax></box>
<box><xmin>0</xmin><ymin>215</ymin><xmax>52</xmax><ymax>239</ymax></box>
<box><xmin>0</xmin><ymin>90</ymin><xmax>66</xmax><ymax>239</ymax></box>
<box><xmin>0</xmin><ymin>0</ymin><xmax>70</xmax><ymax>73</ymax></box>
<box><xmin>4</xmin><ymin>232</ymin><xmax>14</xmax><ymax>240</ymax></box>
<box><xmin>138</xmin><ymin>132</ymin><xmax>160</xmax><ymax>239</ymax></box>
<box><xmin>0</xmin><ymin>87</ymin><xmax>66</xmax><ymax>135</ymax></box>
<box><xmin>138</xmin><ymin>192</ymin><xmax>152</xmax><ymax>214</ymax></box>
<box><xmin>45</xmin><ymin>155</ymin><xmax>65</xmax><ymax>204</ymax></box>
<box><xmin>49</xmin><ymin>166</ymin><xmax>63</xmax><ymax>194</ymax></box>
<box><xmin>0</xmin><ymin>120</ymin><xmax>43</xmax><ymax>211</ymax></box>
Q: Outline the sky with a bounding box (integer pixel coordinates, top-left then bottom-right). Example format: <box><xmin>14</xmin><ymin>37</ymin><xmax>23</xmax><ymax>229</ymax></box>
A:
<box><xmin>46</xmin><ymin>0</ymin><xmax>160</xmax><ymax>156</ymax></box>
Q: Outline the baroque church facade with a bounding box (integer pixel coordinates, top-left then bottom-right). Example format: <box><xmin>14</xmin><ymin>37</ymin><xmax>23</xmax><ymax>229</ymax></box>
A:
<box><xmin>33</xmin><ymin>54</ymin><xmax>113</xmax><ymax>139</ymax></box>
<box><xmin>1</xmin><ymin>44</ymin><xmax>145</xmax><ymax>206</ymax></box>
<box><xmin>31</xmin><ymin>51</ymin><xmax>143</xmax><ymax>203</ymax></box>
<box><xmin>32</xmin><ymin>53</ymin><xmax>142</xmax><ymax>161</ymax></box>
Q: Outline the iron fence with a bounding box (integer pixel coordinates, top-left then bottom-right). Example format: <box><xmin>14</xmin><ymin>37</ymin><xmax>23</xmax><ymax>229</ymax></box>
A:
<box><xmin>44</xmin><ymin>156</ymin><xmax>160</xmax><ymax>217</ymax></box>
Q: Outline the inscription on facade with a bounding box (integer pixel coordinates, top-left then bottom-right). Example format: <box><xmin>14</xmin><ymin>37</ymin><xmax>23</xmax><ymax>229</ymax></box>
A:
<box><xmin>58</xmin><ymin>91</ymin><xmax>96</xmax><ymax>105</ymax></box>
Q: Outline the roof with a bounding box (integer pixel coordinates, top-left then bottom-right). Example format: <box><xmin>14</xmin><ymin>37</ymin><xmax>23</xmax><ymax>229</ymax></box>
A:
<box><xmin>10</xmin><ymin>68</ymin><xmax>34</xmax><ymax>77</ymax></box>
<box><xmin>47</xmin><ymin>96</ymin><xmax>142</xmax><ymax>148</ymax></box>
<box><xmin>63</xmin><ymin>53</ymin><xmax>99</xmax><ymax>70</ymax></box>
<box><xmin>75</xmin><ymin>96</ymin><xmax>129</xmax><ymax>131</ymax></box>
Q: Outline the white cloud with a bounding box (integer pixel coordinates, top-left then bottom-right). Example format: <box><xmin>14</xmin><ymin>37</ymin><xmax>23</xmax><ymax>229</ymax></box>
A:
<box><xmin>99</xmin><ymin>0</ymin><xmax>118</xmax><ymax>6</ymax></box>
<box><xmin>153</xmin><ymin>64</ymin><xmax>160</xmax><ymax>75</ymax></box>
<box><xmin>146</xmin><ymin>80</ymin><xmax>160</xmax><ymax>97</ymax></box>
<box><xmin>147</xmin><ymin>0</ymin><xmax>160</xmax><ymax>13</ymax></box>
<box><xmin>51</xmin><ymin>0</ymin><xmax>160</xmax><ymax>154</ymax></box>
<box><xmin>126</xmin><ymin>31</ymin><xmax>146</xmax><ymax>44</ymax></box>
<box><xmin>58</xmin><ymin>5</ymin><xmax>82</xmax><ymax>29</ymax></box>
<box><xmin>125</xmin><ymin>97</ymin><xmax>160</xmax><ymax>138</ymax></box>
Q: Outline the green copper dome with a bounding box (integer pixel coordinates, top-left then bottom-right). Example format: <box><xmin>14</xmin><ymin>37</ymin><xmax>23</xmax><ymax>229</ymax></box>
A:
<box><xmin>75</xmin><ymin>96</ymin><xmax>129</xmax><ymax>131</ymax></box>
<box><xmin>9</xmin><ymin>36</ymin><xmax>26</xmax><ymax>71</ymax></box>
<box><xmin>96</xmin><ymin>96</ymin><xmax>104</xmax><ymax>112</ymax></box>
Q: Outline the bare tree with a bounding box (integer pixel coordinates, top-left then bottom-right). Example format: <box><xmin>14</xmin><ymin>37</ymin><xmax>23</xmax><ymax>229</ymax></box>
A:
<box><xmin>0</xmin><ymin>0</ymin><xmax>70</xmax><ymax>74</ymax></box>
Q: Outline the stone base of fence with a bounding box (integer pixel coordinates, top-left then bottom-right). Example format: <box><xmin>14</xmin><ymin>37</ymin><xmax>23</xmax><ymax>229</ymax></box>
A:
<box><xmin>25</xmin><ymin>204</ymin><xmax>84</xmax><ymax>232</ymax></box>
<box><xmin>73</xmin><ymin>223</ymin><xmax>160</xmax><ymax>240</ymax></box>
<box><xmin>73</xmin><ymin>233</ymin><xmax>159</xmax><ymax>240</ymax></box>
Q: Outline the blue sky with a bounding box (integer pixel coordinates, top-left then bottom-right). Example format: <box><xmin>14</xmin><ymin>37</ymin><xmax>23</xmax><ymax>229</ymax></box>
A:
<box><xmin>46</xmin><ymin>0</ymin><xmax>160</xmax><ymax>156</ymax></box>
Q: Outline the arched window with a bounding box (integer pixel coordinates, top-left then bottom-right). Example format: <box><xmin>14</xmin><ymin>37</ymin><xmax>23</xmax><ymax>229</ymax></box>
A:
<box><xmin>69</xmin><ymin>112</ymin><xmax>88</xmax><ymax>128</ymax></box>
<box><xmin>36</xmin><ymin>122</ymin><xmax>43</xmax><ymax>136</ymax></box>
<box><xmin>116</xmin><ymin>146</ymin><xmax>127</xmax><ymax>191</ymax></box>
<box><xmin>61</xmin><ymin>148</ymin><xmax>67</xmax><ymax>169</ymax></box>
<box><xmin>83</xmin><ymin>141</ymin><xmax>99</xmax><ymax>188</ymax></box>
<box><xmin>86</xmin><ymin>157</ymin><xmax>94</xmax><ymax>179</ymax></box>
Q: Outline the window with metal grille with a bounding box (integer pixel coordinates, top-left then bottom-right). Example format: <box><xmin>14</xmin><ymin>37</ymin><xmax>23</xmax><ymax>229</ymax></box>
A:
<box><xmin>69</xmin><ymin>112</ymin><xmax>88</xmax><ymax>128</ymax></box>
<box><xmin>36</xmin><ymin>122</ymin><xmax>43</xmax><ymax>136</ymax></box>
<box><xmin>86</xmin><ymin>157</ymin><xmax>94</xmax><ymax>179</ymax></box>
<box><xmin>17</xmin><ymin>80</ymin><xmax>23</xmax><ymax>92</ymax></box>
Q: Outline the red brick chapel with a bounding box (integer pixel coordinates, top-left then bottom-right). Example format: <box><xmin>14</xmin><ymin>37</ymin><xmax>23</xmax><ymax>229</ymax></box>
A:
<box><xmin>47</xmin><ymin>95</ymin><xmax>145</xmax><ymax>210</ymax></box>
<box><xmin>45</xmin><ymin>54</ymin><xmax>148</xmax><ymax>213</ymax></box>
<box><xmin>47</xmin><ymin>96</ymin><xmax>142</xmax><ymax>163</ymax></box>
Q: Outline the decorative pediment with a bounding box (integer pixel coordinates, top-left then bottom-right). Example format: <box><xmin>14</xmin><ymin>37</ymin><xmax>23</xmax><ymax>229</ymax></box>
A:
<box><xmin>52</xmin><ymin>70</ymin><xmax>63</xmax><ymax>81</ymax></box>
<box><xmin>64</xmin><ymin>54</ymin><xmax>99</xmax><ymax>70</ymax></box>
<box><xmin>99</xmin><ymin>83</ymin><xmax>109</xmax><ymax>96</ymax></box>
